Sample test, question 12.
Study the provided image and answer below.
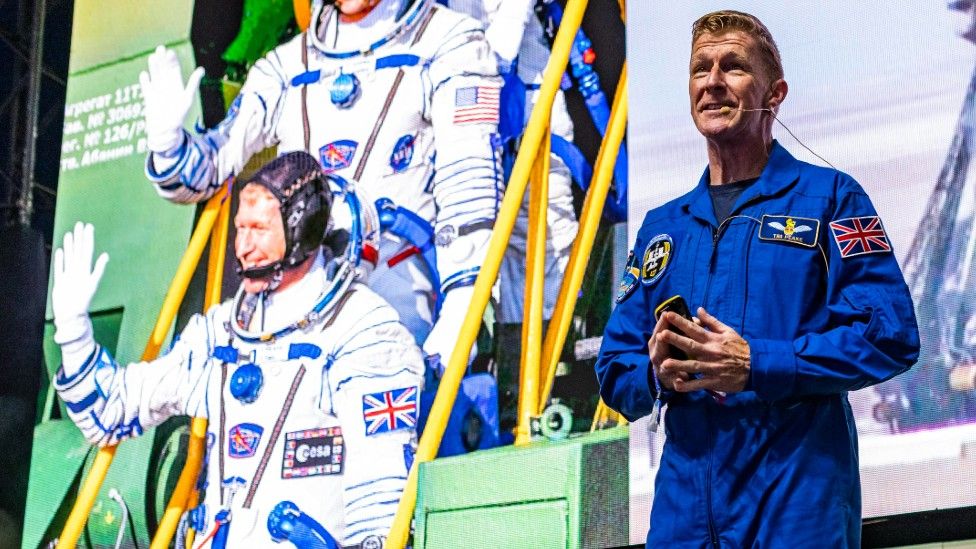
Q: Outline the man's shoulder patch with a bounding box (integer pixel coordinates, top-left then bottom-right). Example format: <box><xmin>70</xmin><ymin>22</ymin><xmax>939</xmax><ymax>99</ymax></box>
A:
<box><xmin>641</xmin><ymin>234</ymin><xmax>674</xmax><ymax>286</ymax></box>
<box><xmin>829</xmin><ymin>215</ymin><xmax>891</xmax><ymax>257</ymax></box>
<box><xmin>616</xmin><ymin>250</ymin><xmax>642</xmax><ymax>303</ymax></box>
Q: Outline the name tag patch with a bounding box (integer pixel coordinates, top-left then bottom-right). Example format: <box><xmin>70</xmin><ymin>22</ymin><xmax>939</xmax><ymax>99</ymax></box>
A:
<box><xmin>282</xmin><ymin>427</ymin><xmax>344</xmax><ymax>478</ymax></box>
<box><xmin>759</xmin><ymin>215</ymin><xmax>819</xmax><ymax>248</ymax></box>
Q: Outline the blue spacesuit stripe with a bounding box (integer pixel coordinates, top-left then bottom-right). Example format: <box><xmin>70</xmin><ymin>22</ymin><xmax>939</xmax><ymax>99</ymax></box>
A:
<box><xmin>291</xmin><ymin>70</ymin><xmax>321</xmax><ymax>86</ymax></box>
<box><xmin>435</xmin><ymin>201</ymin><xmax>500</xmax><ymax>225</ymax></box>
<box><xmin>65</xmin><ymin>389</ymin><xmax>99</xmax><ymax>413</ymax></box>
<box><xmin>343</xmin><ymin>510</ymin><xmax>397</xmax><ymax>529</ymax></box>
<box><xmin>344</xmin><ymin>489</ymin><xmax>404</xmax><ymax>510</ymax></box>
<box><xmin>55</xmin><ymin>344</ymin><xmax>102</xmax><ymax>388</ymax></box>
<box><xmin>376</xmin><ymin>54</ymin><xmax>422</xmax><ymax>70</ymax></box>
<box><xmin>334</xmin><ymin>339</ymin><xmax>407</xmax><ymax>360</ymax></box>
<box><xmin>345</xmin><ymin>475</ymin><xmax>408</xmax><ymax>492</ymax></box>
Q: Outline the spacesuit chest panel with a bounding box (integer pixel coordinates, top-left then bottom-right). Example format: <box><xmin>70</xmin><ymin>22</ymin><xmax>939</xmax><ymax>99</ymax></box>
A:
<box><xmin>276</xmin><ymin>43</ymin><xmax>435</xmax><ymax>218</ymax></box>
<box><xmin>201</xmin><ymin>336</ymin><xmax>346</xmax><ymax>545</ymax></box>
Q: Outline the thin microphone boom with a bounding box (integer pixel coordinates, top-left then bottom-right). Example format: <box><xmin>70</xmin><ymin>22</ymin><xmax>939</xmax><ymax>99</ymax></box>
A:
<box><xmin>719</xmin><ymin>106</ymin><xmax>837</xmax><ymax>169</ymax></box>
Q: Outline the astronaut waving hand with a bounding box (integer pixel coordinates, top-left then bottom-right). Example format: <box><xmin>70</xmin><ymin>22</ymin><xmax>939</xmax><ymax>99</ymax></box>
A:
<box><xmin>140</xmin><ymin>0</ymin><xmax>503</xmax><ymax>367</ymax></box>
<box><xmin>52</xmin><ymin>152</ymin><xmax>425</xmax><ymax>548</ymax></box>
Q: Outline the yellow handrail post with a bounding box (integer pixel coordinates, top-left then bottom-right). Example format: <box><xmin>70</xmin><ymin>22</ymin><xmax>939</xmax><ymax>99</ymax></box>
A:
<box><xmin>537</xmin><ymin>64</ymin><xmax>629</xmax><ymax>415</ymax></box>
<box><xmin>515</xmin><ymin>130</ymin><xmax>550</xmax><ymax>446</ymax></box>
<box><xmin>152</xmin><ymin>189</ymin><xmax>232</xmax><ymax>549</ymax></box>
<box><xmin>384</xmin><ymin>0</ymin><xmax>589</xmax><ymax>545</ymax></box>
<box><xmin>57</xmin><ymin>189</ymin><xmax>227</xmax><ymax>549</ymax></box>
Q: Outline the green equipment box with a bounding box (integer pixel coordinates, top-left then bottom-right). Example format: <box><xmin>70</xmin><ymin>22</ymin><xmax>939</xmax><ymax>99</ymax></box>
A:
<box><xmin>415</xmin><ymin>427</ymin><xmax>629</xmax><ymax>549</ymax></box>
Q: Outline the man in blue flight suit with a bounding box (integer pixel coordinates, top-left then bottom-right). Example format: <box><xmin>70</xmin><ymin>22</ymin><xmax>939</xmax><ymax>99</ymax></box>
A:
<box><xmin>596</xmin><ymin>10</ymin><xmax>920</xmax><ymax>548</ymax></box>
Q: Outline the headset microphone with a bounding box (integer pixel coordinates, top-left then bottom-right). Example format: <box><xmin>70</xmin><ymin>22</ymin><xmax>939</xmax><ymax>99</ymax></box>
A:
<box><xmin>715</xmin><ymin>106</ymin><xmax>836</xmax><ymax>169</ymax></box>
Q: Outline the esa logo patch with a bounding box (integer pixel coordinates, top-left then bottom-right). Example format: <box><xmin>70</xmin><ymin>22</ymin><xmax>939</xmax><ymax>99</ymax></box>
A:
<box><xmin>615</xmin><ymin>250</ymin><xmax>642</xmax><ymax>303</ymax></box>
<box><xmin>759</xmin><ymin>215</ymin><xmax>819</xmax><ymax>247</ymax></box>
<box><xmin>228</xmin><ymin>423</ymin><xmax>263</xmax><ymax>458</ymax></box>
<box><xmin>282</xmin><ymin>426</ymin><xmax>345</xmax><ymax>478</ymax></box>
<box><xmin>641</xmin><ymin>234</ymin><xmax>673</xmax><ymax>286</ymax></box>
<box><xmin>318</xmin><ymin>139</ymin><xmax>358</xmax><ymax>173</ymax></box>
<box><xmin>389</xmin><ymin>134</ymin><xmax>415</xmax><ymax>173</ymax></box>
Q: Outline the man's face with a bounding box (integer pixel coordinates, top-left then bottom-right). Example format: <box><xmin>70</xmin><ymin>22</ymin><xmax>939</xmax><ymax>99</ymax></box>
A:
<box><xmin>689</xmin><ymin>30</ymin><xmax>775</xmax><ymax>145</ymax></box>
<box><xmin>948</xmin><ymin>1</ymin><xmax>976</xmax><ymax>43</ymax></box>
<box><xmin>335</xmin><ymin>0</ymin><xmax>381</xmax><ymax>18</ymax></box>
<box><xmin>235</xmin><ymin>184</ymin><xmax>286</xmax><ymax>294</ymax></box>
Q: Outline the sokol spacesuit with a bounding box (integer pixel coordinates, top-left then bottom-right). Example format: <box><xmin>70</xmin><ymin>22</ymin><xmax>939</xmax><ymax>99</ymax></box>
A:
<box><xmin>140</xmin><ymin>0</ymin><xmax>503</xmax><ymax>364</ymax></box>
<box><xmin>52</xmin><ymin>152</ymin><xmax>425</xmax><ymax>548</ymax></box>
<box><xmin>442</xmin><ymin>0</ymin><xmax>578</xmax><ymax>325</ymax></box>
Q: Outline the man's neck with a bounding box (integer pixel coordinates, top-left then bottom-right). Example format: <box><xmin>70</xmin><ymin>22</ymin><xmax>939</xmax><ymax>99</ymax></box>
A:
<box><xmin>706</xmin><ymin>138</ymin><xmax>772</xmax><ymax>185</ymax></box>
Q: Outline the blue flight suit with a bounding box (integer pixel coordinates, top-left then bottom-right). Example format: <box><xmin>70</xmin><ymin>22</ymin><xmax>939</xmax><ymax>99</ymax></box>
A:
<box><xmin>596</xmin><ymin>141</ymin><xmax>920</xmax><ymax>548</ymax></box>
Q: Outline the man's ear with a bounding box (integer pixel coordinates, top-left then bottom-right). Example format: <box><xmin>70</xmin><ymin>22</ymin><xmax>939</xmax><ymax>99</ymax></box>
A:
<box><xmin>767</xmin><ymin>79</ymin><xmax>788</xmax><ymax>111</ymax></box>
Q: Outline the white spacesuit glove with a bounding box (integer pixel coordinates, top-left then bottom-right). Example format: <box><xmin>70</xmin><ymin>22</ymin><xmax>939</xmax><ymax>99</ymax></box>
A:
<box><xmin>484</xmin><ymin>0</ymin><xmax>535</xmax><ymax>65</ymax></box>
<box><xmin>216</xmin><ymin>92</ymin><xmax>265</xmax><ymax>182</ymax></box>
<box><xmin>52</xmin><ymin>222</ymin><xmax>109</xmax><ymax>373</ymax></box>
<box><xmin>423</xmin><ymin>285</ymin><xmax>477</xmax><ymax>366</ymax></box>
<box><xmin>138</xmin><ymin>45</ymin><xmax>205</xmax><ymax>153</ymax></box>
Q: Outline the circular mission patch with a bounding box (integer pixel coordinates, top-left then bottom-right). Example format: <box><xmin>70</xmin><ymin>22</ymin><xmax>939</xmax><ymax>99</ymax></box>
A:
<box><xmin>641</xmin><ymin>234</ymin><xmax>673</xmax><ymax>286</ymax></box>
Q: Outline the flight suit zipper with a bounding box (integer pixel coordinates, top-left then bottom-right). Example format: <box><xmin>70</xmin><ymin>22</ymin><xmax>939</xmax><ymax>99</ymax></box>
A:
<box><xmin>702</xmin><ymin>217</ymin><xmax>734</xmax><ymax>549</ymax></box>
<box><xmin>701</xmin><ymin>217</ymin><xmax>732</xmax><ymax>310</ymax></box>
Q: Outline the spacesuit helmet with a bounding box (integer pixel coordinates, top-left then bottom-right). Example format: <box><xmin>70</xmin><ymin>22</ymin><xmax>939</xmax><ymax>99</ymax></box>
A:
<box><xmin>237</xmin><ymin>151</ymin><xmax>334</xmax><ymax>279</ymax></box>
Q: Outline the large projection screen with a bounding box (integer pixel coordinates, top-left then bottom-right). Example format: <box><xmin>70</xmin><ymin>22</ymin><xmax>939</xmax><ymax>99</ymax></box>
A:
<box><xmin>626</xmin><ymin>2</ymin><xmax>976</xmax><ymax>543</ymax></box>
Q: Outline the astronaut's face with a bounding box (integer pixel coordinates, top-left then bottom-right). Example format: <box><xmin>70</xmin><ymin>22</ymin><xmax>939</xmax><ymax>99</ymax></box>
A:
<box><xmin>689</xmin><ymin>30</ymin><xmax>783</xmax><ymax>146</ymax></box>
<box><xmin>235</xmin><ymin>184</ymin><xmax>286</xmax><ymax>294</ymax></box>
<box><xmin>336</xmin><ymin>0</ymin><xmax>381</xmax><ymax>21</ymax></box>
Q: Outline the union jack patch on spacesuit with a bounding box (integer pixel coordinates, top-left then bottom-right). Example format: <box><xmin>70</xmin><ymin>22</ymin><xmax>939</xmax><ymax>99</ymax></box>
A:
<box><xmin>362</xmin><ymin>386</ymin><xmax>418</xmax><ymax>436</ymax></box>
<box><xmin>829</xmin><ymin>216</ymin><xmax>891</xmax><ymax>258</ymax></box>
<box><xmin>453</xmin><ymin>86</ymin><xmax>500</xmax><ymax>125</ymax></box>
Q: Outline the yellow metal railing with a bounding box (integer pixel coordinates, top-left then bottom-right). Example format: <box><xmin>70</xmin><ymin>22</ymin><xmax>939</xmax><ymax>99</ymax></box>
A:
<box><xmin>57</xmin><ymin>188</ymin><xmax>228</xmax><ymax>548</ymax></box>
<box><xmin>385</xmin><ymin>0</ymin><xmax>593</xmax><ymax>545</ymax></box>
<box><xmin>515</xmin><ymin>123</ymin><xmax>550</xmax><ymax>445</ymax></box>
<box><xmin>538</xmin><ymin>64</ymin><xmax>628</xmax><ymax>416</ymax></box>
<box><xmin>152</xmin><ymin>191</ymin><xmax>231</xmax><ymax>549</ymax></box>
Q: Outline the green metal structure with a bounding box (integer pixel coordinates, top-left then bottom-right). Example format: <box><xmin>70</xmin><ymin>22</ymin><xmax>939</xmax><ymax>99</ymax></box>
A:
<box><xmin>415</xmin><ymin>427</ymin><xmax>629</xmax><ymax>548</ymax></box>
<box><xmin>25</xmin><ymin>1</ymin><xmax>199</xmax><ymax>547</ymax></box>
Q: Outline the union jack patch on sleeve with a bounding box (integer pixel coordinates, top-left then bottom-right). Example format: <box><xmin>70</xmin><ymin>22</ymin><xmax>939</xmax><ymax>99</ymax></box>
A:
<box><xmin>362</xmin><ymin>386</ymin><xmax>419</xmax><ymax>436</ymax></box>
<box><xmin>829</xmin><ymin>216</ymin><xmax>891</xmax><ymax>258</ymax></box>
<box><xmin>453</xmin><ymin>85</ymin><xmax>500</xmax><ymax>125</ymax></box>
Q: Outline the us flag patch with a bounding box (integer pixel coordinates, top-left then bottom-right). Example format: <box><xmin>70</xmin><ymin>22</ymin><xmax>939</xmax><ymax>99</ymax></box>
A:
<box><xmin>453</xmin><ymin>86</ymin><xmax>500</xmax><ymax>125</ymax></box>
<box><xmin>829</xmin><ymin>216</ymin><xmax>891</xmax><ymax>258</ymax></box>
<box><xmin>362</xmin><ymin>386</ymin><xmax>418</xmax><ymax>436</ymax></box>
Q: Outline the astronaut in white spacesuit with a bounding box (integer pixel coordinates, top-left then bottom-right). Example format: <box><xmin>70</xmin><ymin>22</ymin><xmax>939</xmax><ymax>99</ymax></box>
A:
<box><xmin>140</xmin><ymin>0</ymin><xmax>503</xmax><ymax>366</ymax></box>
<box><xmin>52</xmin><ymin>152</ymin><xmax>425</xmax><ymax>548</ymax></box>
<box><xmin>443</xmin><ymin>0</ymin><xmax>577</xmax><ymax>326</ymax></box>
<box><xmin>437</xmin><ymin>0</ymin><xmax>579</xmax><ymax>433</ymax></box>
